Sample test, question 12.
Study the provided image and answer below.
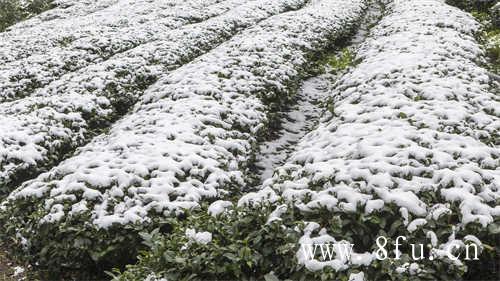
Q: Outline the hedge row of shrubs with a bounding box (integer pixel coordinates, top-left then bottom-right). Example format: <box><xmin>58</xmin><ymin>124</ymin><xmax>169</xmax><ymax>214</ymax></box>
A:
<box><xmin>113</xmin><ymin>200</ymin><xmax>489</xmax><ymax>281</ymax></box>
<box><xmin>0</xmin><ymin>0</ymin><xmax>307</xmax><ymax>196</ymax></box>
<box><xmin>115</xmin><ymin>0</ymin><xmax>500</xmax><ymax>280</ymax></box>
<box><xmin>447</xmin><ymin>0</ymin><xmax>500</xmax><ymax>73</ymax></box>
<box><xmin>0</xmin><ymin>0</ymin><xmax>368</xmax><ymax>276</ymax></box>
<box><xmin>2</xmin><ymin>0</ymin><xmax>261</xmax><ymax>62</ymax></box>
<box><xmin>0</xmin><ymin>0</ymin><xmax>247</xmax><ymax>102</ymax></box>
<box><xmin>269</xmin><ymin>0</ymin><xmax>500</xmax><ymax>279</ymax></box>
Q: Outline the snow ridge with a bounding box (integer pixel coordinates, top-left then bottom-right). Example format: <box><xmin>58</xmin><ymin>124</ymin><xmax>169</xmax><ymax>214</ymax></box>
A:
<box><xmin>241</xmin><ymin>0</ymin><xmax>499</xmax><ymax>271</ymax></box>
<box><xmin>3</xmin><ymin>0</ymin><xmax>367</xmax><ymax>230</ymax></box>
<box><xmin>0</xmin><ymin>0</ymin><xmax>307</xmax><ymax>194</ymax></box>
<box><xmin>265</xmin><ymin>0</ymin><xmax>499</xmax><ymax>227</ymax></box>
<box><xmin>0</xmin><ymin>0</ymin><xmax>249</xmax><ymax>102</ymax></box>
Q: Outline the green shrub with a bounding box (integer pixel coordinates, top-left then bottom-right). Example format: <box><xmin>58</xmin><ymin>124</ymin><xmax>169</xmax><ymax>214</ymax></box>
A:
<box><xmin>0</xmin><ymin>194</ymin><xmax>155</xmax><ymax>279</ymax></box>
<box><xmin>111</xmin><ymin>204</ymin><xmax>304</xmax><ymax>281</ymax></box>
<box><xmin>112</xmin><ymin>199</ymin><xmax>497</xmax><ymax>281</ymax></box>
<box><xmin>484</xmin><ymin>30</ymin><xmax>500</xmax><ymax>72</ymax></box>
<box><xmin>446</xmin><ymin>0</ymin><xmax>500</xmax><ymax>73</ymax></box>
<box><xmin>0</xmin><ymin>0</ymin><xmax>54</xmax><ymax>31</ymax></box>
<box><xmin>492</xmin><ymin>3</ymin><xmax>500</xmax><ymax>27</ymax></box>
<box><xmin>0</xmin><ymin>0</ymin><xmax>20</xmax><ymax>31</ymax></box>
<box><xmin>325</xmin><ymin>48</ymin><xmax>356</xmax><ymax>73</ymax></box>
<box><xmin>445</xmin><ymin>0</ymin><xmax>496</xmax><ymax>11</ymax></box>
<box><xmin>0</xmin><ymin>0</ymin><xmax>368</xmax><ymax>276</ymax></box>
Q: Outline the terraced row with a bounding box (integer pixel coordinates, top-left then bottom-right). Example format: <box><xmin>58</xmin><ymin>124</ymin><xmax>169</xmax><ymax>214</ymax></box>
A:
<box><xmin>0</xmin><ymin>0</ymin><xmax>219</xmax><ymax>62</ymax></box>
<box><xmin>111</xmin><ymin>0</ymin><xmax>499</xmax><ymax>280</ymax></box>
<box><xmin>0</xmin><ymin>0</ymin><xmax>368</xmax><ymax>271</ymax></box>
<box><xmin>241</xmin><ymin>0</ymin><xmax>499</xmax><ymax>277</ymax></box>
<box><xmin>0</xmin><ymin>0</ymin><xmax>307</xmax><ymax>195</ymax></box>
<box><xmin>8</xmin><ymin>0</ymin><xmax>120</xmax><ymax>29</ymax></box>
<box><xmin>267</xmin><ymin>0</ymin><xmax>499</xmax><ymax>228</ymax></box>
<box><xmin>0</xmin><ymin>0</ymin><xmax>251</xmax><ymax>101</ymax></box>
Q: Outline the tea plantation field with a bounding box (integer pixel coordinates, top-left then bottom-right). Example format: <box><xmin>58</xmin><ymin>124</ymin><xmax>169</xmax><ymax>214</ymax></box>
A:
<box><xmin>0</xmin><ymin>0</ymin><xmax>498</xmax><ymax>280</ymax></box>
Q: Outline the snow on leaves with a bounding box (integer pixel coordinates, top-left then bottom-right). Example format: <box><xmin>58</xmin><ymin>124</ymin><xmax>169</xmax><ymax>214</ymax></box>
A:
<box><xmin>3</xmin><ymin>0</ymin><xmax>366</xmax><ymax>231</ymax></box>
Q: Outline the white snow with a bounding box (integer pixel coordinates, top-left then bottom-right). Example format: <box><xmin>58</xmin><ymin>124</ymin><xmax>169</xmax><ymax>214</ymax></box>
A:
<box><xmin>0</xmin><ymin>0</ymin><xmax>307</xmax><ymax>193</ymax></box>
<box><xmin>266</xmin><ymin>204</ymin><xmax>288</xmax><ymax>224</ymax></box>
<box><xmin>295</xmin><ymin>222</ymin><xmax>374</xmax><ymax>272</ymax></box>
<box><xmin>0</xmin><ymin>0</ymin><xmax>249</xmax><ymax>101</ymax></box>
<box><xmin>348</xmin><ymin>272</ymin><xmax>365</xmax><ymax>281</ymax></box>
<box><xmin>242</xmin><ymin>0</ymin><xmax>499</xmax><ymax>272</ymax></box>
<box><xmin>255</xmin><ymin>74</ymin><xmax>334</xmax><ymax>181</ymax></box>
<box><xmin>185</xmin><ymin>228</ymin><xmax>212</xmax><ymax>245</ymax></box>
<box><xmin>4</xmin><ymin>0</ymin><xmax>367</xmax><ymax>230</ymax></box>
<box><xmin>12</xmin><ymin>266</ymin><xmax>25</xmax><ymax>277</ymax></box>
<box><xmin>263</xmin><ymin>0</ymin><xmax>499</xmax><ymax>229</ymax></box>
<box><xmin>407</xmin><ymin>218</ymin><xmax>427</xmax><ymax>233</ymax></box>
<box><xmin>207</xmin><ymin>200</ymin><xmax>233</xmax><ymax>217</ymax></box>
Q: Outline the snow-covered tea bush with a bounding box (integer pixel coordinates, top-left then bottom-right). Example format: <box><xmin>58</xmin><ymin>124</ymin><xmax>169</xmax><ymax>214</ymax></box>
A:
<box><xmin>114</xmin><ymin>200</ymin><xmax>474</xmax><ymax>281</ymax></box>
<box><xmin>265</xmin><ymin>0</ymin><xmax>500</xmax><ymax>278</ymax></box>
<box><xmin>448</xmin><ymin>0</ymin><xmax>500</xmax><ymax>74</ymax></box>
<box><xmin>0</xmin><ymin>0</ymin><xmax>498</xmax><ymax>279</ymax></box>
<box><xmin>0</xmin><ymin>0</ymin><xmax>252</xmax><ymax>102</ymax></box>
<box><xmin>111</xmin><ymin>203</ymin><xmax>305</xmax><ymax>281</ymax></box>
<box><xmin>0</xmin><ymin>0</ymin><xmax>368</xmax><ymax>272</ymax></box>
<box><xmin>0</xmin><ymin>0</ymin><xmax>307</xmax><ymax>196</ymax></box>
<box><xmin>116</xmin><ymin>0</ymin><xmax>500</xmax><ymax>280</ymax></box>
